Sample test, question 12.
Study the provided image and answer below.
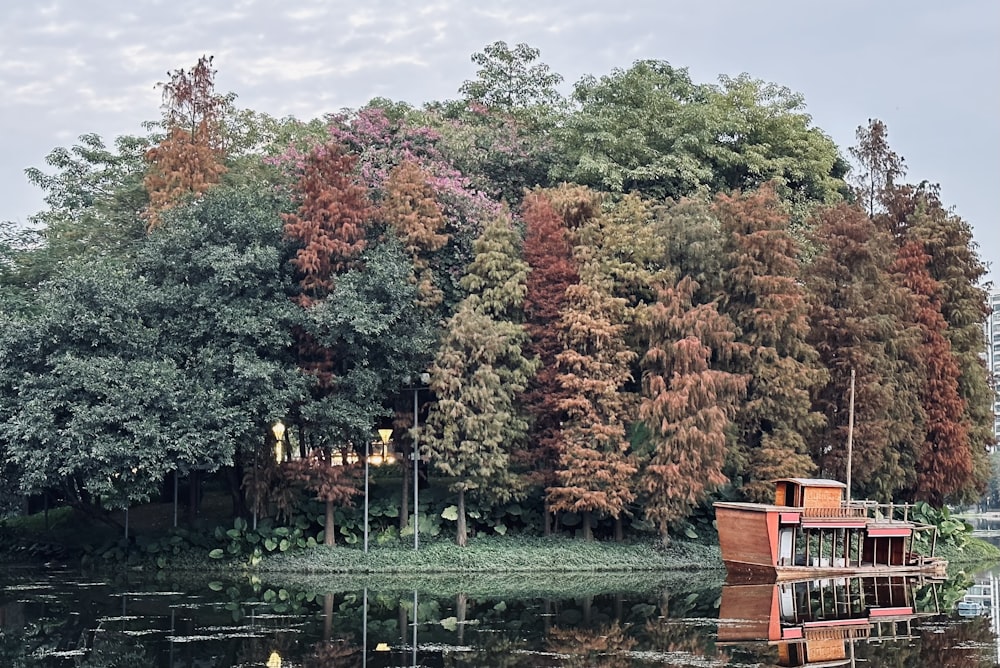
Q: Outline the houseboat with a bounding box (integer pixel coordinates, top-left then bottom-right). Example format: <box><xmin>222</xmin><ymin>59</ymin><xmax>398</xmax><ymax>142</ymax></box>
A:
<box><xmin>714</xmin><ymin>478</ymin><xmax>946</xmax><ymax>582</ymax></box>
<box><xmin>718</xmin><ymin>574</ymin><xmax>942</xmax><ymax>666</ymax></box>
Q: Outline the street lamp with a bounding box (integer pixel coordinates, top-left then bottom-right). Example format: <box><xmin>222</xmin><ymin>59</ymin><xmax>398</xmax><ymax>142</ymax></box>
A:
<box><xmin>272</xmin><ymin>420</ymin><xmax>286</xmax><ymax>463</ymax></box>
<box><xmin>365</xmin><ymin>428</ymin><xmax>393</xmax><ymax>553</ymax></box>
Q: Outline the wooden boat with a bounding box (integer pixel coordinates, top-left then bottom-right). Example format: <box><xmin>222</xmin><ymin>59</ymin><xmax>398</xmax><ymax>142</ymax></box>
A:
<box><xmin>714</xmin><ymin>478</ymin><xmax>947</xmax><ymax>583</ymax></box>
<box><xmin>717</xmin><ymin>573</ymin><xmax>942</xmax><ymax>666</ymax></box>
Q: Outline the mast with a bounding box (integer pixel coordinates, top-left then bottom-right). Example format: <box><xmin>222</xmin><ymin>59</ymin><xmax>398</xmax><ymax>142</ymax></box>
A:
<box><xmin>846</xmin><ymin>368</ymin><xmax>856</xmax><ymax>503</ymax></box>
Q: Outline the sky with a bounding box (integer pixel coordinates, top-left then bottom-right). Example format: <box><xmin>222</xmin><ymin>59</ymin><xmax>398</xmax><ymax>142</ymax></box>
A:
<box><xmin>2</xmin><ymin>0</ymin><xmax>998</xmax><ymax>285</ymax></box>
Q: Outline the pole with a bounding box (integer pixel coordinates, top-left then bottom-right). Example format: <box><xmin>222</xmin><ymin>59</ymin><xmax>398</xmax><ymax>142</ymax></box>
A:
<box><xmin>413</xmin><ymin>386</ymin><xmax>419</xmax><ymax>551</ymax></box>
<box><xmin>846</xmin><ymin>368</ymin><xmax>856</xmax><ymax>503</ymax></box>
<box><xmin>173</xmin><ymin>471</ymin><xmax>178</xmax><ymax>528</ymax></box>
<box><xmin>363</xmin><ymin>587</ymin><xmax>368</xmax><ymax>668</ymax></box>
<box><xmin>412</xmin><ymin>589</ymin><xmax>418</xmax><ymax>667</ymax></box>
<box><xmin>364</xmin><ymin>440</ymin><xmax>370</xmax><ymax>554</ymax></box>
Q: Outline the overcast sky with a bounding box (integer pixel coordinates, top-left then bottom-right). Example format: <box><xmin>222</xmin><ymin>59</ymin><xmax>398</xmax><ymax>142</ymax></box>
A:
<box><xmin>2</xmin><ymin>0</ymin><xmax>998</xmax><ymax>286</ymax></box>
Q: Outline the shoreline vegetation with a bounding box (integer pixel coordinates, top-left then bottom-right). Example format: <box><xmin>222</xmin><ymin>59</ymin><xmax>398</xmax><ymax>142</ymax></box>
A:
<box><xmin>2</xmin><ymin>501</ymin><xmax>997</xmax><ymax>577</ymax></box>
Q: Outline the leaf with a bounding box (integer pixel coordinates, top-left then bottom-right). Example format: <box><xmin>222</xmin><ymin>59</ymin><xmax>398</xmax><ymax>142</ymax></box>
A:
<box><xmin>441</xmin><ymin>505</ymin><xmax>459</xmax><ymax>521</ymax></box>
<box><xmin>208</xmin><ymin>548</ymin><xmax>225</xmax><ymax>559</ymax></box>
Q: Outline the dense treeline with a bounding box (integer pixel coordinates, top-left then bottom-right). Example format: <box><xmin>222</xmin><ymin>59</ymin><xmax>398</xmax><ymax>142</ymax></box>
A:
<box><xmin>0</xmin><ymin>45</ymin><xmax>992</xmax><ymax>545</ymax></box>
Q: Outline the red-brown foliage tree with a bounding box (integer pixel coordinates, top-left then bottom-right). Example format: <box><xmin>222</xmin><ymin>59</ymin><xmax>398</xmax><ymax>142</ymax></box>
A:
<box><xmin>283</xmin><ymin>143</ymin><xmax>373</xmax><ymax>307</ymax></box>
<box><xmin>517</xmin><ymin>190</ymin><xmax>579</xmax><ymax>533</ymax></box>
<box><xmin>804</xmin><ymin>204</ymin><xmax>923</xmax><ymax>501</ymax></box>
<box><xmin>639</xmin><ymin>277</ymin><xmax>747</xmax><ymax>543</ymax></box>
<box><xmin>893</xmin><ymin>241</ymin><xmax>972</xmax><ymax>505</ymax></box>
<box><xmin>715</xmin><ymin>184</ymin><xmax>827</xmax><ymax>501</ymax></box>
<box><xmin>144</xmin><ymin>55</ymin><xmax>229</xmax><ymax>230</ymax></box>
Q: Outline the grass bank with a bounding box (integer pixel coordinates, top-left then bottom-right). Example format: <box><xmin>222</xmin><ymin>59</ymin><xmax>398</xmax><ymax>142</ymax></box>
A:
<box><xmin>259</xmin><ymin>535</ymin><xmax>723</xmax><ymax>575</ymax></box>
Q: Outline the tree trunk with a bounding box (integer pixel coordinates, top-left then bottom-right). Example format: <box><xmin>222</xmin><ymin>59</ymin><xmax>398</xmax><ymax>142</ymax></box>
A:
<box><xmin>323</xmin><ymin>592</ymin><xmax>334</xmax><ymax>640</ymax></box>
<box><xmin>614</xmin><ymin>515</ymin><xmax>623</xmax><ymax>542</ymax></box>
<box><xmin>324</xmin><ymin>499</ymin><xmax>335</xmax><ymax>546</ymax></box>
<box><xmin>400</xmin><ymin>446</ymin><xmax>410</xmax><ymax>532</ymax></box>
<box><xmin>543</xmin><ymin>499</ymin><xmax>552</xmax><ymax>535</ymax></box>
<box><xmin>582</xmin><ymin>510</ymin><xmax>593</xmax><ymax>541</ymax></box>
<box><xmin>456</xmin><ymin>592</ymin><xmax>467</xmax><ymax>644</ymax></box>
<box><xmin>457</xmin><ymin>487</ymin><xmax>467</xmax><ymax>547</ymax></box>
<box><xmin>187</xmin><ymin>470</ymin><xmax>199</xmax><ymax>525</ymax></box>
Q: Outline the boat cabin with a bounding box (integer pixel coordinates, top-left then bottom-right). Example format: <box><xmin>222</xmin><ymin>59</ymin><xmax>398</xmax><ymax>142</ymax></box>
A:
<box><xmin>774</xmin><ymin>478</ymin><xmax>846</xmax><ymax>508</ymax></box>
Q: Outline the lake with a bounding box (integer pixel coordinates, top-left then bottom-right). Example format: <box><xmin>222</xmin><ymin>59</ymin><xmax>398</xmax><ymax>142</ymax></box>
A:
<box><xmin>1</xmin><ymin>563</ymin><xmax>997</xmax><ymax>666</ymax></box>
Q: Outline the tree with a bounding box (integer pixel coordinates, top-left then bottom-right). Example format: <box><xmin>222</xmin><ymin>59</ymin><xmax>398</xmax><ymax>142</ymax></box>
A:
<box><xmin>804</xmin><ymin>204</ymin><xmax>923</xmax><ymax>501</ymax></box>
<box><xmin>716</xmin><ymin>184</ymin><xmax>827</xmax><ymax>501</ymax></box>
<box><xmin>282</xmin><ymin>142</ymin><xmax>373</xmax><ymax>307</ymax></box>
<box><xmin>518</xmin><ymin>190</ymin><xmax>580</xmax><ymax>533</ymax></box>
<box><xmin>892</xmin><ymin>241</ymin><xmax>971</xmax><ymax>505</ymax></box>
<box><xmin>0</xmin><ymin>185</ymin><xmax>303</xmax><ymax>519</ymax></box>
<box><xmin>382</xmin><ymin>160</ymin><xmax>449</xmax><ymax>309</ymax></box>
<box><xmin>144</xmin><ymin>55</ymin><xmax>230</xmax><ymax>230</ymax></box>
<box><xmin>12</xmin><ymin>133</ymin><xmax>150</xmax><ymax>286</ymax></box>
<box><xmin>883</xmin><ymin>184</ymin><xmax>993</xmax><ymax>499</ymax></box>
<box><xmin>555</xmin><ymin>62</ymin><xmax>845</xmax><ymax>203</ymax></box>
<box><xmin>547</xmin><ymin>276</ymin><xmax>637</xmax><ymax>541</ymax></box>
<box><xmin>639</xmin><ymin>277</ymin><xmax>747</xmax><ymax>542</ymax></box>
<box><xmin>423</xmin><ymin>212</ymin><xmax>537</xmax><ymax>545</ymax></box>
<box><xmin>297</xmin><ymin>240</ymin><xmax>436</xmax><ymax>544</ymax></box>
<box><xmin>459</xmin><ymin>41</ymin><xmax>564</xmax><ymax>113</ymax></box>
<box><xmin>849</xmin><ymin>118</ymin><xmax>905</xmax><ymax>218</ymax></box>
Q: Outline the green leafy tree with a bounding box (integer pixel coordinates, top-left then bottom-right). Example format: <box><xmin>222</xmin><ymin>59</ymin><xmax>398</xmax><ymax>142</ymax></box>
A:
<box><xmin>423</xmin><ymin>212</ymin><xmax>537</xmax><ymax>546</ymax></box>
<box><xmin>13</xmin><ymin>133</ymin><xmax>150</xmax><ymax>286</ymax></box>
<box><xmin>459</xmin><ymin>40</ymin><xmax>564</xmax><ymax>113</ymax></box>
<box><xmin>0</xmin><ymin>185</ymin><xmax>302</xmax><ymax>519</ymax></box>
<box><xmin>716</xmin><ymin>184</ymin><xmax>828</xmax><ymax>501</ymax></box>
<box><xmin>639</xmin><ymin>277</ymin><xmax>747</xmax><ymax>542</ymax></box>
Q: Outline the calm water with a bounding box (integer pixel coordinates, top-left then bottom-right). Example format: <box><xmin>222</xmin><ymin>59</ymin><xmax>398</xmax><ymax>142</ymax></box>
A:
<box><xmin>1</xmin><ymin>564</ymin><xmax>997</xmax><ymax>667</ymax></box>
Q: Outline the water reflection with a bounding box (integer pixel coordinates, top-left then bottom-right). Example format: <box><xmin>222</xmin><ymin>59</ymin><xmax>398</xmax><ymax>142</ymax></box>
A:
<box><xmin>719</xmin><ymin>575</ymin><xmax>941</xmax><ymax>666</ymax></box>
<box><xmin>0</xmin><ymin>567</ymin><xmax>995</xmax><ymax>666</ymax></box>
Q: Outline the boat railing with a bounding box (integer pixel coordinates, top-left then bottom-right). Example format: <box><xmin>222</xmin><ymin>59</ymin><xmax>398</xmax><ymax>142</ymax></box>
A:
<box><xmin>842</xmin><ymin>500</ymin><xmax>918</xmax><ymax>523</ymax></box>
<box><xmin>801</xmin><ymin>506</ymin><xmax>868</xmax><ymax>519</ymax></box>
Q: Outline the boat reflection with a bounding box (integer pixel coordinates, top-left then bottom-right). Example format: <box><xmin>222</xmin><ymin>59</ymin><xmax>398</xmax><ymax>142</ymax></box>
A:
<box><xmin>718</xmin><ymin>574</ymin><xmax>942</xmax><ymax>666</ymax></box>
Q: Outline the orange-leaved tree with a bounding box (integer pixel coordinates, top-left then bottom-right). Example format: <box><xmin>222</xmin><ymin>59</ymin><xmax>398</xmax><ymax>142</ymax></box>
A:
<box><xmin>716</xmin><ymin>184</ymin><xmax>827</xmax><ymax>501</ymax></box>
<box><xmin>144</xmin><ymin>55</ymin><xmax>229</xmax><ymax>230</ymax></box>
<box><xmin>639</xmin><ymin>276</ymin><xmax>747</xmax><ymax>543</ymax></box>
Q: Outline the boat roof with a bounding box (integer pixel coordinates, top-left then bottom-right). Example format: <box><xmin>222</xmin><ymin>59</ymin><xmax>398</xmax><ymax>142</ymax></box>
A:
<box><xmin>775</xmin><ymin>478</ymin><xmax>847</xmax><ymax>488</ymax></box>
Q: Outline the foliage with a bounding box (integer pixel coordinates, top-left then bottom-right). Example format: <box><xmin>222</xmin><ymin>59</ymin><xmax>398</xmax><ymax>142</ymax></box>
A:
<box><xmin>144</xmin><ymin>55</ymin><xmax>230</xmax><ymax>230</ymax></box>
<box><xmin>639</xmin><ymin>277</ymin><xmax>748</xmax><ymax>541</ymax></box>
<box><xmin>459</xmin><ymin>40</ymin><xmax>564</xmax><ymax>114</ymax></box>
<box><xmin>909</xmin><ymin>502</ymin><xmax>974</xmax><ymax>549</ymax></box>
<box><xmin>716</xmin><ymin>184</ymin><xmax>827</xmax><ymax>500</ymax></box>
<box><xmin>423</xmin><ymin>211</ymin><xmax>537</xmax><ymax>545</ymax></box>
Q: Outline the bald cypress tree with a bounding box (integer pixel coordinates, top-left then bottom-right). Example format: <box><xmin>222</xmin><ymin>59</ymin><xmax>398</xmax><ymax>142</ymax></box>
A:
<box><xmin>518</xmin><ymin>190</ymin><xmax>579</xmax><ymax>533</ymax></box>
<box><xmin>422</xmin><ymin>212</ymin><xmax>536</xmax><ymax>546</ymax></box>
<box><xmin>639</xmin><ymin>277</ymin><xmax>747</xmax><ymax>543</ymax></box>
<box><xmin>144</xmin><ymin>55</ymin><xmax>229</xmax><ymax>230</ymax></box>
<box><xmin>804</xmin><ymin>204</ymin><xmax>923</xmax><ymax>501</ymax></box>
<box><xmin>892</xmin><ymin>241</ymin><xmax>972</xmax><ymax>505</ymax></box>
<box><xmin>716</xmin><ymin>184</ymin><xmax>827</xmax><ymax>501</ymax></box>
<box><xmin>382</xmin><ymin>160</ymin><xmax>450</xmax><ymax>310</ymax></box>
<box><xmin>547</xmin><ymin>272</ymin><xmax>638</xmax><ymax>541</ymax></box>
<box><xmin>883</xmin><ymin>184</ymin><xmax>992</xmax><ymax>500</ymax></box>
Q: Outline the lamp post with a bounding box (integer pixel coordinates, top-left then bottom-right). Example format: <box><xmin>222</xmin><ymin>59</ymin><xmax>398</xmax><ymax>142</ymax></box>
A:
<box><xmin>254</xmin><ymin>420</ymin><xmax>286</xmax><ymax>530</ymax></box>
<box><xmin>365</xmin><ymin>428</ymin><xmax>393</xmax><ymax>553</ymax></box>
<box><xmin>411</xmin><ymin>372</ymin><xmax>430</xmax><ymax>551</ymax></box>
